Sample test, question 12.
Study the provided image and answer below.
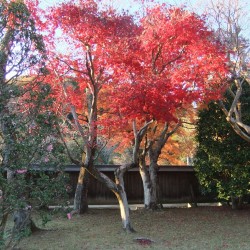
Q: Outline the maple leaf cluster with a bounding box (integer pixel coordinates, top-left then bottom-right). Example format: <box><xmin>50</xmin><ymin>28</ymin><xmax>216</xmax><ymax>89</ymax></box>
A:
<box><xmin>27</xmin><ymin>0</ymin><xmax>229</xmax><ymax>152</ymax></box>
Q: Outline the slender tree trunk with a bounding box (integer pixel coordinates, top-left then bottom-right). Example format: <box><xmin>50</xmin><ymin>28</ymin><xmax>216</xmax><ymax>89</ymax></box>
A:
<box><xmin>114</xmin><ymin>190</ymin><xmax>133</xmax><ymax>232</ymax></box>
<box><xmin>231</xmin><ymin>196</ymin><xmax>243</xmax><ymax>210</ymax></box>
<box><xmin>231</xmin><ymin>196</ymin><xmax>238</xmax><ymax>210</ymax></box>
<box><xmin>80</xmin><ymin>171</ymin><xmax>89</xmax><ymax>214</ymax></box>
<box><xmin>0</xmin><ymin>210</ymin><xmax>9</xmax><ymax>247</ymax></box>
<box><xmin>139</xmin><ymin>159</ymin><xmax>161</xmax><ymax>210</ymax></box>
<box><xmin>13</xmin><ymin>208</ymin><xmax>39</xmax><ymax>235</ymax></box>
<box><xmin>73</xmin><ymin>166</ymin><xmax>89</xmax><ymax>214</ymax></box>
<box><xmin>114</xmin><ymin>163</ymin><xmax>135</xmax><ymax>232</ymax></box>
<box><xmin>189</xmin><ymin>183</ymin><xmax>198</xmax><ymax>207</ymax></box>
<box><xmin>149</xmin><ymin>161</ymin><xmax>160</xmax><ymax>209</ymax></box>
<box><xmin>88</xmin><ymin>164</ymin><xmax>135</xmax><ymax>232</ymax></box>
<box><xmin>108</xmin><ymin>120</ymin><xmax>152</xmax><ymax>229</ymax></box>
<box><xmin>139</xmin><ymin>160</ymin><xmax>151</xmax><ymax>209</ymax></box>
<box><xmin>238</xmin><ymin>196</ymin><xmax>243</xmax><ymax>209</ymax></box>
<box><xmin>71</xmin><ymin>83</ymin><xmax>96</xmax><ymax>215</ymax></box>
<box><xmin>146</xmin><ymin>123</ymin><xmax>180</xmax><ymax>209</ymax></box>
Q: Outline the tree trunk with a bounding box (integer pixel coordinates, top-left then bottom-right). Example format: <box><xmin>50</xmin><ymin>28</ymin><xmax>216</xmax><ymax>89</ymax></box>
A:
<box><xmin>13</xmin><ymin>209</ymin><xmax>39</xmax><ymax>235</ymax></box>
<box><xmin>7</xmin><ymin>208</ymin><xmax>39</xmax><ymax>249</ymax></box>
<box><xmin>139</xmin><ymin>162</ymin><xmax>151</xmax><ymax>209</ymax></box>
<box><xmin>149</xmin><ymin>161</ymin><xmax>161</xmax><ymax>210</ymax></box>
<box><xmin>231</xmin><ymin>196</ymin><xmax>243</xmax><ymax>210</ymax></box>
<box><xmin>114</xmin><ymin>190</ymin><xmax>134</xmax><ymax>232</ymax></box>
<box><xmin>86</xmin><ymin>164</ymin><xmax>135</xmax><ymax>232</ymax></box>
<box><xmin>238</xmin><ymin>196</ymin><xmax>243</xmax><ymax>209</ymax></box>
<box><xmin>114</xmin><ymin>164</ymin><xmax>135</xmax><ymax>232</ymax></box>
<box><xmin>0</xmin><ymin>210</ymin><xmax>9</xmax><ymax>248</ymax></box>
<box><xmin>80</xmin><ymin>170</ymin><xmax>89</xmax><ymax>214</ymax></box>
<box><xmin>231</xmin><ymin>196</ymin><xmax>238</xmax><ymax>209</ymax></box>
<box><xmin>73</xmin><ymin>166</ymin><xmax>89</xmax><ymax>214</ymax></box>
<box><xmin>189</xmin><ymin>183</ymin><xmax>198</xmax><ymax>207</ymax></box>
<box><xmin>147</xmin><ymin>122</ymin><xmax>180</xmax><ymax>209</ymax></box>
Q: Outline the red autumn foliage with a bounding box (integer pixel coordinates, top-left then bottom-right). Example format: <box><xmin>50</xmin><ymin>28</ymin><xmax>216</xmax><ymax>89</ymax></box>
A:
<box><xmin>28</xmin><ymin>0</ymin><xmax>228</xmax><ymax>154</ymax></box>
<box><xmin>106</xmin><ymin>5</ymin><xmax>228</xmax><ymax>127</ymax></box>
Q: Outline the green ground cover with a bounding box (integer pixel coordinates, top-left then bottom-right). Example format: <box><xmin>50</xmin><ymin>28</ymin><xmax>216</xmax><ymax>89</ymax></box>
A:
<box><xmin>19</xmin><ymin>206</ymin><xmax>250</xmax><ymax>250</ymax></box>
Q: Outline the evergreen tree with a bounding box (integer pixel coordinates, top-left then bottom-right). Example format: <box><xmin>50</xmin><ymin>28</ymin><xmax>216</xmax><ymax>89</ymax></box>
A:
<box><xmin>194</xmin><ymin>82</ymin><xmax>250</xmax><ymax>209</ymax></box>
<box><xmin>0</xmin><ymin>1</ymin><xmax>68</xmax><ymax>247</ymax></box>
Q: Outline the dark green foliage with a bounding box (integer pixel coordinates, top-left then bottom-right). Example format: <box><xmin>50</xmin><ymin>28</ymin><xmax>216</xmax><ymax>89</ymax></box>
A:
<box><xmin>194</xmin><ymin>83</ymin><xmax>250</xmax><ymax>204</ymax></box>
<box><xmin>0</xmin><ymin>1</ymin><xmax>68</xmax><ymax>247</ymax></box>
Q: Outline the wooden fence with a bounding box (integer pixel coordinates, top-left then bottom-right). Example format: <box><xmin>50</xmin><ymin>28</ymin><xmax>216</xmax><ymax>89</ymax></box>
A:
<box><xmin>65</xmin><ymin>165</ymin><xmax>215</xmax><ymax>204</ymax></box>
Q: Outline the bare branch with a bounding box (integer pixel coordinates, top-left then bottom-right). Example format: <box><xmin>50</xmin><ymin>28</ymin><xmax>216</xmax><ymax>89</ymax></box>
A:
<box><xmin>56</xmin><ymin>126</ymin><xmax>81</xmax><ymax>165</ymax></box>
<box><xmin>207</xmin><ymin>0</ymin><xmax>250</xmax><ymax>143</ymax></box>
<box><xmin>56</xmin><ymin>57</ymin><xmax>88</xmax><ymax>75</ymax></box>
<box><xmin>132</xmin><ymin>119</ymin><xmax>154</xmax><ymax>164</ymax></box>
<box><xmin>93</xmin><ymin>139</ymin><xmax>108</xmax><ymax>161</ymax></box>
<box><xmin>70</xmin><ymin>105</ymin><xmax>88</xmax><ymax>144</ymax></box>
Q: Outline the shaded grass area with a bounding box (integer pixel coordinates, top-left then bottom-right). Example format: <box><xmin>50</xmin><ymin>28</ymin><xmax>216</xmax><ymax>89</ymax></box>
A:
<box><xmin>19</xmin><ymin>206</ymin><xmax>250</xmax><ymax>250</ymax></box>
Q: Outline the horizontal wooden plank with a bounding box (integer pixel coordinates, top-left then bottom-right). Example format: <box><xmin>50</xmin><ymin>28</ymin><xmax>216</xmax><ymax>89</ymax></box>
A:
<box><xmin>13</xmin><ymin>165</ymin><xmax>194</xmax><ymax>173</ymax></box>
<box><xmin>63</xmin><ymin>165</ymin><xmax>194</xmax><ymax>172</ymax></box>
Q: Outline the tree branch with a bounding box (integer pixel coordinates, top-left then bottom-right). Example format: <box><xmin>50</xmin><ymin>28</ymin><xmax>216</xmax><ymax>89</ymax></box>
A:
<box><xmin>56</xmin><ymin>126</ymin><xmax>80</xmax><ymax>165</ymax></box>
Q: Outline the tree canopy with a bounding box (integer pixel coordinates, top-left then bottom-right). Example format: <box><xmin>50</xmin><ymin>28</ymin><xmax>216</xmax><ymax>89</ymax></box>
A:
<box><xmin>194</xmin><ymin>82</ymin><xmax>250</xmax><ymax>208</ymax></box>
<box><xmin>0</xmin><ymin>1</ymin><xmax>68</xmax><ymax>246</ymax></box>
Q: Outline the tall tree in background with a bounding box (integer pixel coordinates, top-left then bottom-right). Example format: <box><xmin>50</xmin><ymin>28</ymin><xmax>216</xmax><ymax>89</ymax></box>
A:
<box><xmin>204</xmin><ymin>0</ymin><xmax>250</xmax><ymax>142</ymax></box>
<box><xmin>0</xmin><ymin>0</ymin><xmax>68</xmax><ymax>247</ymax></box>
<box><xmin>194</xmin><ymin>82</ymin><xmax>250</xmax><ymax>209</ymax></box>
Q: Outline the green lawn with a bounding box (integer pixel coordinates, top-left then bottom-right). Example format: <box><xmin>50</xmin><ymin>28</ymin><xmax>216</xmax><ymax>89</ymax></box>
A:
<box><xmin>19</xmin><ymin>206</ymin><xmax>250</xmax><ymax>250</ymax></box>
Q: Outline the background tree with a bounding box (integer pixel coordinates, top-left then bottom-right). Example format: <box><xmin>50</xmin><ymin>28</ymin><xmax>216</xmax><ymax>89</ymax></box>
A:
<box><xmin>193</xmin><ymin>0</ymin><xmax>250</xmax><ymax>142</ymax></box>
<box><xmin>194</xmin><ymin>81</ymin><xmax>250</xmax><ymax>209</ymax></box>
<box><xmin>0</xmin><ymin>0</ymin><xmax>68</xmax><ymax>247</ymax></box>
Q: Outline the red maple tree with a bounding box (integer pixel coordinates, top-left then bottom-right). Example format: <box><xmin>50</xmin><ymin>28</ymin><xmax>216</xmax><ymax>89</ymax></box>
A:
<box><xmin>27</xmin><ymin>0</ymin><xmax>228</xmax><ymax>230</ymax></box>
<box><xmin>102</xmin><ymin>5</ymin><xmax>228</xmax><ymax>209</ymax></box>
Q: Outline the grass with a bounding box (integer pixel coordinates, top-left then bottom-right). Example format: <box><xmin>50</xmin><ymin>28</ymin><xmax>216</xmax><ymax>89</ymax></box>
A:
<box><xmin>19</xmin><ymin>206</ymin><xmax>250</xmax><ymax>250</ymax></box>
